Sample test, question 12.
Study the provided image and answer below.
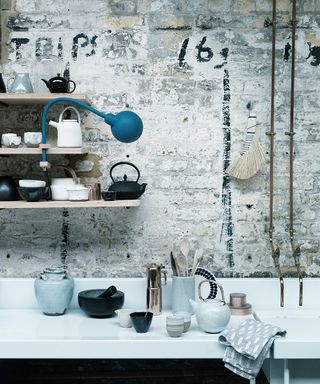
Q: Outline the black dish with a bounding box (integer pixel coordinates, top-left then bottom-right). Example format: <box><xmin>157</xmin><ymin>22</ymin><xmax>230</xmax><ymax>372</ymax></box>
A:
<box><xmin>130</xmin><ymin>311</ymin><xmax>153</xmax><ymax>333</ymax></box>
<box><xmin>101</xmin><ymin>191</ymin><xmax>117</xmax><ymax>201</ymax></box>
<box><xmin>78</xmin><ymin>289</ymin><xmax>124</xmax><ymax>318</ymax></box>
<box><xmin>0</xmin><ymin>176</ymin><xmax>20</xmax><ymax>201</ymax></box>
<box><xmin>18</xmin><ymin>187</ymin><xmax>46</xmax><ymax>202</ymax></box>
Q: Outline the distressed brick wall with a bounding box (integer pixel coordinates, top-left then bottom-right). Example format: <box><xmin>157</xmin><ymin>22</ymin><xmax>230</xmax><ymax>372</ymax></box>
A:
<box><xmin>0</xmin><ymin>0</ymin><xmax>319</xmax><ymax>278</ymax></box>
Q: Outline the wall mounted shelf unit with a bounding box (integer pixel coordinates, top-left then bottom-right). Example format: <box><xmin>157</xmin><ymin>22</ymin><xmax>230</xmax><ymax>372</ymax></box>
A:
<box><xmin>0</xmin><ymin>93</ymin><xmax>90</xmax><ymax>106</ymax></box>
<box><xmin>0</xmin><ymin>200</ymin><xmax>140</xmax><ymax>209</ymax></box>
<box><xmin>0</xmin><ymin>147</ymin><xmax>88</xmax><ymax>155</ymax></box>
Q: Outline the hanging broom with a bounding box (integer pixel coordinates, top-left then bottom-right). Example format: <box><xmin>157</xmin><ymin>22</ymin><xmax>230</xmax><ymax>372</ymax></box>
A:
<box><xmin>226</xmin><ymin>113</ymin><xmax>265</xmax><ymax>179</ymax></box>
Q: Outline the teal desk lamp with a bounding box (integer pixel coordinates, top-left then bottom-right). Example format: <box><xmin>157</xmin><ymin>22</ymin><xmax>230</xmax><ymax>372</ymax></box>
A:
<box><xmin>40</xmin><ymin>97</ymin><xmax>143</xmax><ymax>168</ymax></box>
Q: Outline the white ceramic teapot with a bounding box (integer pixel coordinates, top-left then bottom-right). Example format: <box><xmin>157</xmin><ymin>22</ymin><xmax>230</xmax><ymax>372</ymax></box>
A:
<box><xmin>189</xmin><ymin>279</ymin><xmax>231</xmax><ymax>333</ymax></box>
<box><xmin>49</xmin><ymin>106</ymin><xmax>82</xmax><ymax>147</ymax></box>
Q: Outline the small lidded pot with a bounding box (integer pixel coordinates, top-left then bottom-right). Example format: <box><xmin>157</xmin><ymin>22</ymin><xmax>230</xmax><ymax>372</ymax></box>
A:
<box><xmin>34</xmin><ymin>265</ymin><xmax>74</xmax><ymax>316</ymax></box>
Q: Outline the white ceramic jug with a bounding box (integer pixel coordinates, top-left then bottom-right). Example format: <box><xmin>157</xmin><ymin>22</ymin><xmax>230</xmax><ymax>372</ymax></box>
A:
<box><xmin>190</xmin><ymin>279</ymin><xmax>231</xmax><ymax>333</ymax></box>
<box><xmin>49</xmin><ymin>106</ymin><xmax>82</xmax><ymax>147</ymax></box>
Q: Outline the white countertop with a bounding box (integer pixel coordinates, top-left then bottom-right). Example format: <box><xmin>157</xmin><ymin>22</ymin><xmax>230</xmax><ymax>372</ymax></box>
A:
<box><xmin>255</xmin><ymin>309</ymin><xmax>320</xmax><ymax>359</ymax></box>
<box><xmin>0</xmin><ymin>277</ymin><xmax>320</xmax><ymax>359</ymax></box>
<box><xmin>0</xmin><ymin>308</ymin><xmax>224</xmax><ymax>359</ymax></box>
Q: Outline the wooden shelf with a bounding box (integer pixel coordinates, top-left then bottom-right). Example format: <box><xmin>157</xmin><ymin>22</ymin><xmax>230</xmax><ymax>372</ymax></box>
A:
<box><xmin>0</xmin><ymin>147</ymin><xmax>88</xmax><ymax>155</ymax></box>
<box><xmin>0</xmin><ymin>200</ymin><xmax>140</xmax><ymax>209</ymax></box>
<box><xmin>0</xmin><ymin>93</ymin><xmax>90</xmax><ymax>106</ymax></box>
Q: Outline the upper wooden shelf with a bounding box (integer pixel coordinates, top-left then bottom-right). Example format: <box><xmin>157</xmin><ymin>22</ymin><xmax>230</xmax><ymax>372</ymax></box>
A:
<box><xmin>0</xmin><ymin>147</ymin><xmax>88</xmax><ymax>155</ymax></box>
<box><xmin>0</xmin><ymin>200</ymin><xmax>140</xmax><ymax>209</ymax></box>
<box><xmin>0</xmin><ymin>93</ymin><xmax>90</xmax><ymax>106</ymax></box>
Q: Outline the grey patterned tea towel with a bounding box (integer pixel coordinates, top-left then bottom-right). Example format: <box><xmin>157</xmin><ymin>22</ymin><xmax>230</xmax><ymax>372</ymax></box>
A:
<box><xmin>219</xmin><ymin>319</ymin><xmax>286</xmax><ymax>380</ymax></box>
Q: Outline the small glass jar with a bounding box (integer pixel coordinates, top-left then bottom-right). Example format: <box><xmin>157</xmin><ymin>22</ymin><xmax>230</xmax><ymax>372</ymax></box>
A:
<box><xmin>34</xmin><ymin>265</ymin><xmax>74</xmax><ymax>316</ymax></box>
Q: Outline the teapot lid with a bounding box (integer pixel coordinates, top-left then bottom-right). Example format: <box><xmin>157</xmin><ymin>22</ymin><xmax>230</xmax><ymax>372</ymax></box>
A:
<box><xmin>202</xmin><ymin>298</ymin><xmax>225</xmax><ymax>306</ymax></box>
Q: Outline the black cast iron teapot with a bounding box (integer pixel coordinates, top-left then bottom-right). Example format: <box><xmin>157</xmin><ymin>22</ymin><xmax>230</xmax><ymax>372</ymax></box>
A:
<box><xmin>42</xmin><ymin>73</ymin><xmax>76</xmax><ymax>93</ymax></box>
<box><xmin>108</xmin><ymin>162</ymin><xmax>147</xmax><ymax>200</ymax></box>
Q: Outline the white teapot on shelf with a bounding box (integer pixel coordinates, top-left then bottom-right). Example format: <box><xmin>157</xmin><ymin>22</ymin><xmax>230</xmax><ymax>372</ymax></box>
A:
<box><xmin>190</xmin><ymin>279</ymin><xmax>231</xmax><ymax>333</ymax></box>
<box><xmin>49</xmin><ymin>106</ymin><xmax>82</xmax><ymax>148</ymax></box>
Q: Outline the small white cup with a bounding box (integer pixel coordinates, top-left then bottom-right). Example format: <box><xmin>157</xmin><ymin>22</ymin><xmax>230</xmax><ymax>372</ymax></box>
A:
<box><xmin>24</xmin><ymin>132</ymin><xmax>42</xmax><ymax>148</ymax></box>
<box><xmin>166</xmin><ymin>315</ymin><xmax>184</xmax><ymax>337</ymax></box>
<box><xmin>66</xmin><ymin>186</ymin><xmax>90</xmax><ymax>201</ymax></box>
<box><xmin>1</xmin><ymin>133</ymin><xmax>17</xmax><ymax>147</ymax></box>
<box><xmin>172</xmin><ymin>311</ymin><xmax>191</xmax><ymax>332</ymax></box>
<box><xmin>115</xmin><ymin>309</ymin><xmax>135</xmax><ymax>328</ymax></box>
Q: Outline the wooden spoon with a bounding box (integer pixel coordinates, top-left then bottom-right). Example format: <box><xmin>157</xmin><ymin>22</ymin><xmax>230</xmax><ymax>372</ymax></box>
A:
<box><xmin>191</xmin><ymin>248</ymin><xmax>204</xmax><ymax>276</ymax></box>
<box><xmin>180</xmin><ymin>239</ymin><xmax>190</xmax><ymax>276</ymax></box>
<box><xmin>171</xmin><ymin>243</ymin><xmax>181</xmax><ymax>276</ymax></box>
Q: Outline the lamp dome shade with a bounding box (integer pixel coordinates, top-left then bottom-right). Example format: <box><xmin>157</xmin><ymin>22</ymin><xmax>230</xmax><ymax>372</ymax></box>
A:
<box><xmin>105</xmin><ymin>111</ymin><xmax>143</xmax><ymax>143</ymax></box>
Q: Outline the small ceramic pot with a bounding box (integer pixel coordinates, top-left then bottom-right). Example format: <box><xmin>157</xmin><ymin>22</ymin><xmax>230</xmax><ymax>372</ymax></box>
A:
<box><xmin>51</xmin><ymin>178</ymin><xmax>77</xmax><ymax>201</ymax></box>
<box><xmin>34</xmin><ymin>266</ymin><xmax>74</xmax><ymax>316</ymax></box>
<box><xmin>67</xmin><ymin>186</ymin><xmax>90</xmax><ymax>201</ymax></box>
<box><xmin>172</xmin><ymin>311</ymin><xmax>191</xmax><ymax>332</ymax></box>
<box><xmin>166</xmin><ymin>315</ymin><xmax>184</xmax><ymax>337</ymax></box>
<box><xmin>116</xmin><ymin>309</ymin><xmax>135</xmax><ymax>328</ymax></box>
<box><xmin>24</xmin><ymin>132</ymin><xmax>42</xmax><ymax>148</ymax></box>
<box><xmin>130</xmin><ymin>312</ymin><xmax>153</xmax><ymax>333</ymax></box>
<box><xmin>1</xmin><ymin>133</ymin><xmax>21</xmax><ymax>148</ymax></box>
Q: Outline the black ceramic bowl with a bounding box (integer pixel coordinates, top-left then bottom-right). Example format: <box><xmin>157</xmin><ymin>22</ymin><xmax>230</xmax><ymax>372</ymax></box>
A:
<box><xmin>17</xmin><ymin>187</ymin><xmax>46</xmax><ymax>202</ymax></box>
<box><xmin>130</xmin><ymin>311</ymin><xmax>153</xmax><ymax>333</ymax></box>
<box><xmin>78</xmin><ymin>289</ymin><xmax>124</xmax><ymax>318</ymax></box>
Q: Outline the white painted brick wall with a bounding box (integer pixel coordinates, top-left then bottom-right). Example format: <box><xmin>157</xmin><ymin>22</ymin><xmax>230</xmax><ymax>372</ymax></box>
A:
<box><xmin>0</xmin><ymin>0</ymin><xmax>319</xmax><ymax>278</ymax></box>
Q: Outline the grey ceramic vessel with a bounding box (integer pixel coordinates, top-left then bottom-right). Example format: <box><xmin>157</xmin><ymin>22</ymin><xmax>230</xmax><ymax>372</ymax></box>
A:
<box><xmin>34</xmin><ymin>266</ymin><xmax>74</xmax><ymax>316</ymax></box>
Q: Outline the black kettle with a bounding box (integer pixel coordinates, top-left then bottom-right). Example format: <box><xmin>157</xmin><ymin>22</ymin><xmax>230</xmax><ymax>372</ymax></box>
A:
<box><xmin>0</xmin><ymin>176</ymin><xmax>20</xmax><ymax>201</ymax></box>
<box><xmin>108</xmin><ymin>162</ymin><xmax>147</xmax><ymax>200</ymax></box>
<box><xmin>42</xmin><ymin>73</ymin><xmax>76</xmax><ymax>93</ymax></box>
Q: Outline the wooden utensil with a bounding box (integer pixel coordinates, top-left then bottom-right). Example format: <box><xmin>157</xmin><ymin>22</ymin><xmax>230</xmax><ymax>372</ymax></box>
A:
<box><xmin>191</xmin><ymin>248</ymin><xmax>204</xmax><ymax>276</ymax></box>
<box><xmin>172</xmin><ymin>243</ymin><xmax>181</xmax><ymax>276</ymax></box>
<box><xmin>180</xmin><ymin>239</ymin><xmax>190</xmax><ymax>276</ymax></box>
<box><xmin>170</xmin><ymin>251</ymin><xmax>178</xmax><ymax>276</ymax></box>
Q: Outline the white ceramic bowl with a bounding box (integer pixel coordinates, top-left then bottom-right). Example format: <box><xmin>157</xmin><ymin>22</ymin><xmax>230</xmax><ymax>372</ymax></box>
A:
<box><xmin>19</xmin><ymin>179</ymin><xmax>46</xmax><ymax>188</ymax></box>
<box><xmin>1</xmin><ymin>133</ymin><xmax>17</xmax><ymax>147</ymax></box>
<box><xmin>66</xmin><ymin>186</ymin><xmax>90</xmax><ymax>201</ymax></box>
<box><xmin>24</xmin><ymin>132</ymin><xmax>42</xmax><ymax>148</ymax></box>
<box><xmin>51</xmin><ymin>178</ymin><xmax>77</xmax><ymax>201</ymax></box>
<box><xmin>1</xmin><ymin>133</ymin><xmax>21</xmax><ymax>148</ymax></box>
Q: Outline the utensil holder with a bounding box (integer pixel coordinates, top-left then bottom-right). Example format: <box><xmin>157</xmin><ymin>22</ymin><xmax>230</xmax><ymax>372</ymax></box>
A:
<box><xmin>172</xmin><ymin>275</ymin><xmax>195</xmax><ymax>314</ymax></box>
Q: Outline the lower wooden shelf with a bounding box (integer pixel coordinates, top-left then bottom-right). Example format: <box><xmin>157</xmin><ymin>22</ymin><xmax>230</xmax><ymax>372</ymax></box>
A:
<box><xmin>0</xmin><ymin>199</ymin><xmax>140</xmax><ymax>209</ymax></box>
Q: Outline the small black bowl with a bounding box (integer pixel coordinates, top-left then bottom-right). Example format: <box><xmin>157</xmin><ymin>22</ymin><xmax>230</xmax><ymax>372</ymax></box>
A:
<box><xmin>130</xmin><ymin>311</ymin><xmax>153</xmax><ymax>333</ymax></box>
<box><xmin>78</xmin><ymin>289</ymin><xmax>124</xmax><ymax>318</ymax></box>
<box><xmin>101</xmin><ymin>191</ymin><xmax>117</xmax><ymax>201</ymax></box>
<box><xmin>17</xmin><ymin>186</ymin><xmax>46</xmax><ymax>202</ymax></box>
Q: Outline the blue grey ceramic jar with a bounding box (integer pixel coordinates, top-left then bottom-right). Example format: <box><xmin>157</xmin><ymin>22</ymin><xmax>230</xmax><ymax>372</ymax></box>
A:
<box><xmin>34</xmin><ymin>266</ymin><xmax>74</xmax><ymax>316</ymax></box>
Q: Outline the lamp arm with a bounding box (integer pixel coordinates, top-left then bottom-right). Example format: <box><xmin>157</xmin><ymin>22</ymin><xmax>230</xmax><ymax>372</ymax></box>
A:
<box><xmin>41</xmin><ymin>97</ymin><xmax>114</xmax><ymax>163</ymax></box>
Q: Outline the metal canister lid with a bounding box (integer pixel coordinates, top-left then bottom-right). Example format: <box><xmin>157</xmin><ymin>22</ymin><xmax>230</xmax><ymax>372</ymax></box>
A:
<box><xmin>229</xmin><ymin>292</ymin><xmax>247</xmax><ymax>308</ymax></box>
<box><xmin>228</xmin><ymin>292</ymin><xmax>252</xmax><ymax>316</ymax></box>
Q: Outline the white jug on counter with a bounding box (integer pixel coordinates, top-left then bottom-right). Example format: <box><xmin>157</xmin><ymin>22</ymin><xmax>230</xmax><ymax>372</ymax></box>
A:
<box><xmin>49</xmin><ymin>106</ymin><xmax>82</xmax><ymax>147</ymax></box>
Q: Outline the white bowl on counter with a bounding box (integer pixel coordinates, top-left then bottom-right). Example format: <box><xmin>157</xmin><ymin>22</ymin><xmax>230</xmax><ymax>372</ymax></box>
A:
<box><xmin>19</xmin><ymin>179</ymin><xmax>46</xmax><ymax>188</ymax></box>
<box><xmin>66</xmin><ymin>186</ymin><xmax>90</xmax><ymax>201</ymax></box>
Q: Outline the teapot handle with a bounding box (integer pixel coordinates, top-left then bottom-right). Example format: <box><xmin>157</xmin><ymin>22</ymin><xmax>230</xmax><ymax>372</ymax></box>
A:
<box><xmin>109</xmin><ymin>161</ymin><xmax>140</xmax><ymax>183</ymax></box>
<box><xmin>198</xmin><ymin>279</ymin><xmax>226</xmax><ymax>303</ymax></box>
<box><xmin>59</xmin><ymin>106</ymin><xmax>81</xmax><ymax>123</ymax></box>
<box><xmin>67</xmin><ymin>80</ymin><xmax>76</xmax><ymax>93</ymax></box>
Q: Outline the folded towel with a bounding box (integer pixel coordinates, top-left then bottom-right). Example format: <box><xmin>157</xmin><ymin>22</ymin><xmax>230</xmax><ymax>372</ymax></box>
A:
<box><xmin>219</xmin><ymin>319</ymin><xmax>286</xmax><ymax>380</ymax></box>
